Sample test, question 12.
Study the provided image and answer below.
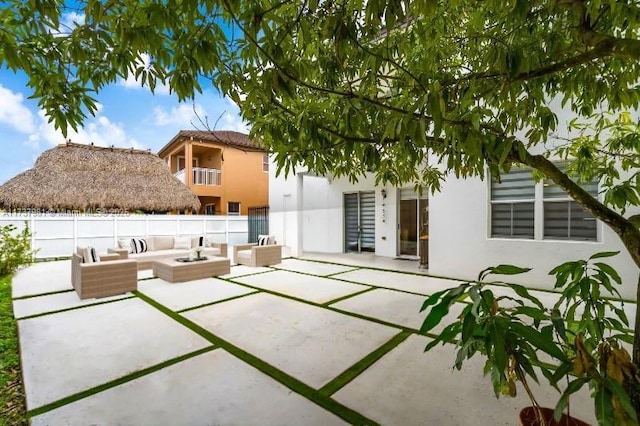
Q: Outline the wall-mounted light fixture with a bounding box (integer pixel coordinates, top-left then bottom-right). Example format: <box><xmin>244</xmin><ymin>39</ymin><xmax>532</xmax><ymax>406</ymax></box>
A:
<box><xmin>381</xmin><ymin>188</ymin><xmax>387</xmax><ymax>199</ymax></box>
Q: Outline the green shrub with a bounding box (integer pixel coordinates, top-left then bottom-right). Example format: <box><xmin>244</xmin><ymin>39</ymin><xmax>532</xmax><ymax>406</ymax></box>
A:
<box><xmin>0</xmin><ymin>224</ymin><xmax>36</xmax><ymax>277</ymax></box>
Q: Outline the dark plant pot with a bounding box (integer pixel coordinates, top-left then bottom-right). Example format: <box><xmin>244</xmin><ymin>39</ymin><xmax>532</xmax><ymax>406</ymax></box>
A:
<box><xmin>518</xmin><ymin>407</ymin><xmax>590</xmax><ymax>426</ymax></box>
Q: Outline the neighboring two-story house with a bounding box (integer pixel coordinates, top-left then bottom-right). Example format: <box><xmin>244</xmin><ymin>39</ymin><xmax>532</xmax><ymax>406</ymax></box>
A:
<box><xmin>158</xmin><ymin>130</ymin><xmax>268</xmax><ymax>215</ymax></box>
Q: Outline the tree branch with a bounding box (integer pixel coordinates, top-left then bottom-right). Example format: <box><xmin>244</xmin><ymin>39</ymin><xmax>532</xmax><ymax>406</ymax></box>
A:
<box><xmin>509</xmin><ymin>141</ymin><xmax>640</xmax><ymax>267</ymax></box>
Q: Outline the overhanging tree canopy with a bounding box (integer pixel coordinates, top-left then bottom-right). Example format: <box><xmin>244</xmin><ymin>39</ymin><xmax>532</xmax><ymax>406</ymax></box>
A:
<box><xmin>2</xmin><ymin>0</ymin><xmax>640</xmax><ymax>416</ymax></box>
<box><xmin>6</xmin><ymin>0</ymin><xmax>637</xmax><ymax>260</ymax></box>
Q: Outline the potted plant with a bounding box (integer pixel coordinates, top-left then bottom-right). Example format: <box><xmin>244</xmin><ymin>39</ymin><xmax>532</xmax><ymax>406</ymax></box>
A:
<box><xmin>421</xmin><ymin>252</ymin><xmax>638</xmax><ymax>425</ymax></box>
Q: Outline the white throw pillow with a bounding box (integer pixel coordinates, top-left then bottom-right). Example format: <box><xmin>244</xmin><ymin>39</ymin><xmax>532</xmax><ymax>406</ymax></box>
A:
<box><xmin>117</xmin><ymin>238</ymin><xmax>130</xmax><ymax>250</ymax></box>
<box><xmin>267</xmin><ymin>235</ymin><xmax>277</xmax><ymax>245</ymax></box>
<box><xmin>173</xmin><ymin>236</ymin><xmax>192</xmax><ymax>250</ymax></box>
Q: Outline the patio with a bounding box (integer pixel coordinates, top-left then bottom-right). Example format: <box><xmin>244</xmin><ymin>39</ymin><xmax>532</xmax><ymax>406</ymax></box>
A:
<box><xmin>12</xmin><ymin>255</ymin><xmax>603</xmax><ymax>425</ymax></box>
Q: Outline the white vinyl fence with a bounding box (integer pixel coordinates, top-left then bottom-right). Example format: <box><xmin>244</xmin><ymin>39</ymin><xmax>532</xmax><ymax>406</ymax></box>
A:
<box><xmin>0</xmin><ymin>214</ymin><xmax>248</xmax><ymax>259</ymax></box>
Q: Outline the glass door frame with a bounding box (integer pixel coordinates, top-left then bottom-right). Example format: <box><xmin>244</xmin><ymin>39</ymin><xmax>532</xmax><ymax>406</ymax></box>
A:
<box><xmin>397</xmin><ymin>189</ymin><xmax>428</xmax><ymax>258</ymax></box>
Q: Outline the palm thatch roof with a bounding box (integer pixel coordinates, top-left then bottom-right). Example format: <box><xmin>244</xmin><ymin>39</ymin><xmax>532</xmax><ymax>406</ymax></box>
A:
<box><xmin>0</xmin><ymin>143</ymin><xmax>200</xmax><ymax>212</ymax></box>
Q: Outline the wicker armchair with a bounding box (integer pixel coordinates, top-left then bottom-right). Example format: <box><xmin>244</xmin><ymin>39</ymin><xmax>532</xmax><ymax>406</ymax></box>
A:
<box><xmin>233</xmin><ymin>243</ymin><xmax>282</xmax><ymax>267</ymax></box>
<box><xmin>71</xmin><ymin>253</ymin><xmax>138</xmax><ymax>299</ymax></box>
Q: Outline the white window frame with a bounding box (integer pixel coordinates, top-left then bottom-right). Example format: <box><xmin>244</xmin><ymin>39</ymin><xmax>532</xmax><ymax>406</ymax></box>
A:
<box><xmin>262</xmin><ymin>153</ymin><xmax>269</xmax><ymax>173</ymax></box>
<box><xmin>488</xmin><ymin>166</ymin><xmax>599</xmax><ymax>242</ymax></box>
<box><xmin>542</xmin><ymin>179</ymin><xmax>599</xmax><ymax>242</ymax></box>
<box><xmin>489</xmin><ymin>168</ymin><xmax>536</xmax><ymax>239</ymax></box>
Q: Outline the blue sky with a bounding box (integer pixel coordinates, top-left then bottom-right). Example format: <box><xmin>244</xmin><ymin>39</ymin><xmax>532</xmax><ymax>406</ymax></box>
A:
<box><xmin>0</xmin><ymin>11</ymin><xmax>248</xmax><ymax>186</ymax></box>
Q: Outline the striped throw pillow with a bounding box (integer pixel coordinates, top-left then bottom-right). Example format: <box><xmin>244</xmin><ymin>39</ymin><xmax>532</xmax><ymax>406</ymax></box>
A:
<box><xmin>130</xmin><ymin>238</ymin><xmax>148</xmax><ymax>254</ymax></box>
<box><xmin>257</xmin><ymin>235</ymin><xmax>269</xmax><ymax>246</ymax></box>
<box><xmin>81</xmin><ymin>246</ymin><xmax>100</xmax><ymax>264</ymax></box>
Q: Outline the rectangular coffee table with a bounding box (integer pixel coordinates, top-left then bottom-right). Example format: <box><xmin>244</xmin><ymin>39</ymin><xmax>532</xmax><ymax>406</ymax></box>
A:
<box><xmin>152</xmin><ymin>257</ymin><xmax>231</xmax><ymax>283</ymax></box>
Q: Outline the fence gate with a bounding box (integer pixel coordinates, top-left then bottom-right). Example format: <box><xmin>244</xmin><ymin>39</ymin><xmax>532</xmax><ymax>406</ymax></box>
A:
<box><xmin>248</xmin><ymin>206</ymin><xmax>269</xmax><ymax>243</ymax></box>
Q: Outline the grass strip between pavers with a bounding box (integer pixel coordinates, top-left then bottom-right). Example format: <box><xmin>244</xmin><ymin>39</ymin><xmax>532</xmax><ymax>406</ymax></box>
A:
<box><xmin>134</xmin><ymin>290</ymin><xmax>381</xmax><ymax>426</ymax></box>
<box><xmin>324</xmin><ymin>267</ymin><xmax>362</xmax><ymax>277</ymax></box>
<box><xmin>291</xmin><ymin>257</ymin><xmax>442</xmax><ymax>279</ymax></box>
<box><xmin>177</xmin><ymin>291</ymin><xmax>261</xmax><ymax>313</ymax></box>
<box><xmin>12</xmin><ymin>289</ymin><xmax>74</xmax><ymax>300</ymax></box>
<box><xmin>318</xmin><ymin>330</ymin><xmax>412</xmax><ymax>397</ymax></box>
<box><xmin>220</xmin><ymin>277</ymin><xmax>427</xmax><ymax>335</ymax></box>
<box><xmin>27</xmin><ymin>345</ymin><xmax>217</xmax><ymax>419</ymax></box>
<box><xmin>322</xmin><ymin>287</ymin><xmax>377</xmax><ymax>307</ymax></box>
<box><xmin>296</xmin><ymin>258</ymin><xmax>639</xmax><ymax>305</ymax></box>
<box><xmin>16</xmin><ymin>295</ymin><xmax>136</xmax><ymax>320</ymax></box>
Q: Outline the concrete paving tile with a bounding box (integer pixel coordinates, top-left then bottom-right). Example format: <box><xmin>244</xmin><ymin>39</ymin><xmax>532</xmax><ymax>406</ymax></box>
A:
<box><xmin>19</xmin><ymin>298</ymin><xmax>210</xmax><ymax>410</ymax></box>
<box><xmin>332</xmin><ymin>268</ymin><xmax>461</xmax><ymax>295</ymax></box>
<box><xmin>12</xmin><ymin>291</ymin><xmax>130</xmax><ymax>319</ymax></box>
<box><xmin>273</xmin><ymin>258</ymin><xmax>358</xmax><ymax>276</ymax></box>
<box><xmin>139</xmin><ymin>277</ymin><xmax>256</xmax><ymax>311</ymax></box>
<box><xmin>31</xmin><ymin>349</ymin><xmax>347</xmax><ymax>426</ymax></box>
<box><xmin>12</xmin><ymin>260</ymin><xmax>72</xmax><ymax>298</ymax></box>
<box><xmin>231</xmin><ymin>270</ymin><xmax>369</xmax><ymax>304</ymax></box>
<box><xmin>333</xmin><ymin>334</ymin><xmax>596</xmax><ymax>426</ymax></box>
<box><xmin>331</xmin><ymin>288</ymin><xmax>466</xmax><ymax>333</ymax></box>
<box><xmin>222</xmin><ymin>265</ymin><xmax>273</xmax><ymax>279</ymax></box>
<box><xmin>184</xmin><ymin>293</ymin><xmax>399</xmax><ymax>389</ymax></box>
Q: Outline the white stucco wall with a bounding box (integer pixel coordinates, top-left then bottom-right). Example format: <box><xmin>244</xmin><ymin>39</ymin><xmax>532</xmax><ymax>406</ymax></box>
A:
<box><xmin>270</xmin><ymin>158</ymin><xmax>639</xmax><ymax>299</ymax></box>
<box><xmin>428</xmin><ymin>173</ymin><xmax>639</xmax><ymax>299</ymax></box>
<box><xmin>269</xmin><ymin>163</ymin><xmax>400</xmax><ymax>258</ymax></box>
<box><xmin>299</xmin><ymin>175</ymin><xmax>399</xmax><ymax>257</ymax></box>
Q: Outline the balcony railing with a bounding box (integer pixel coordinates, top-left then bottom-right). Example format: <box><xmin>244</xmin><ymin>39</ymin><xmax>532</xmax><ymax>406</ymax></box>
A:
<box><xmin>174</xmin><ymin>167</ymin><xmax>222</xmax><ymax>186</ymax></box>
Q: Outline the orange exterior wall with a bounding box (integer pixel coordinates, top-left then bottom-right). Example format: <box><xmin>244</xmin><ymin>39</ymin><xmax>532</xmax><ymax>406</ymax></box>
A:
<box><xmin>160</xmin><ymin>139</ymin><xmax>268</xmax><ymax>215</ymax></box>
<box><xmin>217</xmin><ymin>148</ymin><xmax>268</xmax><ymax>215</ymax></box>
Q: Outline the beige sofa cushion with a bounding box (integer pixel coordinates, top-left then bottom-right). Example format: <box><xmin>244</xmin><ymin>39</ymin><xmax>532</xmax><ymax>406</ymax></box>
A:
<box><xmin>173</xmin><ymin>236</ymin><xmax>191</xmax><ymax>250</ymax></box>
<box><xmin>201</xmin><ymin>247</ymin><xmax>222</xmax><ymax>257</ymax></box>
<box><xmin>153</xmin><ymin>236</ymin><xmax>175</xmax><ymax>251</ymax></box>
<box><xmin>236</xmin><ymin>249</ymin><xmax>252</xmax><ymax>261</ymax></box>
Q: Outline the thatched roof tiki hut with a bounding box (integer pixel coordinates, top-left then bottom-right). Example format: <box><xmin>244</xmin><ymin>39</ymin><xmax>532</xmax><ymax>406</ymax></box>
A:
<box><xmin>0</xmin><ymin>143</ymin><xmax>200</xmax><ymax>213</ymax></box>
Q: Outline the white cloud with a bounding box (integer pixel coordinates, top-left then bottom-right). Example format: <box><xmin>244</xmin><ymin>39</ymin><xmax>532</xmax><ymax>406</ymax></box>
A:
<box><xmin>220</xmin><ymin>112</ymin><xmax>249</xmax><ymax>133</ymax></box>
<box><xmin>119</xmin><ymin>53</ymin><xmax>170</xmax><ymax>94</ymax></box>
<box><xmin>0</xmin><ymin>85</ymin><xmax>36</xmax><ymax>134</ymax></box>
<box><xmin>221</xmin><ymin>96</ymin><xmax>249</xmax><ymax>133</ymax></box>
<box><xmin>27</xmin><ymin>109</ymin><xmax>144</xmax><ymax>150</ymax></box>
<box><xmin>153</xmin><ymin>103</ymin><xmax>205</xmax><ymax>126</ymax></box>
<box><xmin>61</xmin><ymin>12</ymin><xmax>85</xmax><ymax>29</ymax></box>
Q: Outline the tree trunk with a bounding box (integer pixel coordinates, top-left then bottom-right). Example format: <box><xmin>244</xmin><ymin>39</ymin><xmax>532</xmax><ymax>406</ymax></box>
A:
<box><xmin>632</xmin><ymin>274</ymin><xmax>640</xmax><ymax>418</ymax></box>
<box><xmin>507</xmin><ymin>142</ymin><xmax>640</xmax><ymax>415</ymax></box>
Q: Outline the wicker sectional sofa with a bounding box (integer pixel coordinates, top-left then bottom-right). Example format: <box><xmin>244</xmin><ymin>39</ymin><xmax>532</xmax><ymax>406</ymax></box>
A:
<box><xmin>109</xmin><ymin>236</ymin><xmax>228</xmax><ymax>270</ymax></box>
<box><xmin>71</xmin><ymin>252</ymin><xmax>138</xmax><ymax>299</ymax></box>
<box><xmin>233</xmin><ymin>243</ymin><xmax>282</xmax><ymax>267</ymax></box>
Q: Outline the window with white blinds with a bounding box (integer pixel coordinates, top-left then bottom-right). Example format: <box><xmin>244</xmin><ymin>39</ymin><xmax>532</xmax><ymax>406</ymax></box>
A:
<box><xmin>490</xmin><ymin>168</ymin><xmax>535</xmax><ymax>238</ymax></box>
<box><xmin>543</xmin><ymin>179</ymin><xmax>598</xmax><ymax>241</ymax></box>
<box><xmin>489</xmin><ymin>165</ymin><xmax>599</xmax><ymax>242</ymax></box>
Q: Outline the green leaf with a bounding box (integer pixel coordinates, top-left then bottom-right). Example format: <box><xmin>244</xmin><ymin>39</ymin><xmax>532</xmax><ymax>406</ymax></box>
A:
<box><xmin>488</xmin><ymin>265</ymin><xmax>531</xmax><ymax>276</ymax></box>
<box><xmin>421</xmin><ymin>301</ymin><xmax>453</xmax><ymax>333</ymax></box>
<box><xmin>595</xmin><ymin>387</ymin><xmax>616</xmax><ymax>426</ymax></box>
<box><xmin>554</xmin><ymin>378</ymin><xmax>590</xmax><ymax>422</ymax></box>
<box><xmin>589</xmin><ymin>251</ymin><xmax>620</xmax><ymax>260</ymax></box>
<box><xmin>420</xmin><ymin>289</ymin><xmax>448</xmax><ymax>312</ymax></box>
<box><xmin>594</xmin><ymin>262</ymin><xmax>622</xmax><ymax>285</ymax></box>
<box><xmin>605</xmin><ymin>379</ymin><xmax>638</xmax><ymax>423</ymax></box>
<box><xmin>510</xmin><ymin>323</ymin><xmax>566</xmax><ymax>361</ymax></box>
<box><xmin>508</xmin><ymin>283</ymin><xmax>544</xmax><ymax>309</ymax></box>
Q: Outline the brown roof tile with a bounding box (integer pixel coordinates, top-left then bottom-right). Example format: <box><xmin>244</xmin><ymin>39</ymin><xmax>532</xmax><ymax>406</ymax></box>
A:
<box><xmin>158</xmin><ymin>130</ymin><xmax>264</xmax><ymax>156</ymax></box>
